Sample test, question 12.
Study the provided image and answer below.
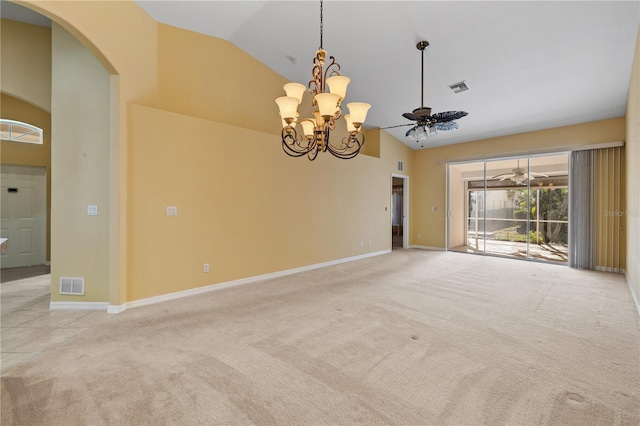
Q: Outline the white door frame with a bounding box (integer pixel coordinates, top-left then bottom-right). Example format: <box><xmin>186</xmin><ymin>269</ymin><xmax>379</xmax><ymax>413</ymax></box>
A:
<box><xmin>0</xmin><ymin>164</ymin><xmax>47</xmax><ymax>268</ymax></box>
<box><xmin>391</xmin><ymin>173</ymin><xmax>409</xmax><ymax>249</ymax></box>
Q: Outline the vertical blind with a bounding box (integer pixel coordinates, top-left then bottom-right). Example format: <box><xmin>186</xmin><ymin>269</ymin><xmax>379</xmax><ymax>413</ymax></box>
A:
<box><xmin>595</xmin><ymin>147</ymin><xmax>625</xmax><ymax>271</ymax></box>
<box><xmin>569</xmin><ymin>146</ymin><xmax>625</xmax><ymax>271</ymax></box>
<box><xmin>569</xmin><ymin>150</ymin><xmax>595</xmax><ymax>269</ymax></box>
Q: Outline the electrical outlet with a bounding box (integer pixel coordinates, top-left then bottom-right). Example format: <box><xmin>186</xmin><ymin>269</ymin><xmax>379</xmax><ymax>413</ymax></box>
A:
<box><xmin>166</xmin><ymin>206</ymin><xmax>178</xmax><ymax>216</ymax></box>
<box><xmin>417</xmin><ymin>233</ymin><xmax>421</xmax><ymax>239</ymax></box>
<box><xmin>203</xmin><ymin>263</ymin><xmax>209</xmax><ymax>273</ymax></box>
<box><xmin>368</xmin><ymin>240</ymin><xmax>372</xmax><ymax>246</ymax></box>
<box><xmin>87</xmin><ymin>205</ymin><xmax>98</xmax><ymax>216</ymax></box>
<box><xmin>359</xmin><ymin>241</ymin><xmax>364</xmax><ymax>247</ymax></box>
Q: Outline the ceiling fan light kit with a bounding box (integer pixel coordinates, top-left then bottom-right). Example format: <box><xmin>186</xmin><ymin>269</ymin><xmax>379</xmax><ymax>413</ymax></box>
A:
<box><xmin>275</xmin><ymin>0</ymin><xmax>371</xmax><ymax>161</ymax></box>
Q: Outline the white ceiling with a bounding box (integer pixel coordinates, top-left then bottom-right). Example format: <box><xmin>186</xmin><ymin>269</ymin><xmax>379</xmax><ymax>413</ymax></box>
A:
<box><xmin>134</xmin><ymin>0</ymin><xmax>640</xmax><ymax>150</ymax></box>
<box><xmin>4</xmin><ymin>1</ymin><xmax>639</xmax><ymax>150</ymax></box>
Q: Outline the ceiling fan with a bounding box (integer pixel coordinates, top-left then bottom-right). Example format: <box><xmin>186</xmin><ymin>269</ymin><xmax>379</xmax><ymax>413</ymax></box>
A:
<box><xmin>490</xmin><ymin>159</ymin><xmax>549</xmax><ymax>184</ymax></box>
<box><xmin>382</xmin><ymin>41</ymin><xmax>468</xmax><ymax>145</ymax></box>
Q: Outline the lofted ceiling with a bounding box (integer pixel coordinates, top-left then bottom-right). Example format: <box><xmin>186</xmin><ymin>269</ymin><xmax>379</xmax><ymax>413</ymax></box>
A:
<box><xmin>134</xmin><ymin>1</ymin><xmax>640</xmax><ymax>150</ymax></box>
<box><xmin>3</xmin><ymin>1</ymin><xmax>639</xmax><ymax>150</ymax></box>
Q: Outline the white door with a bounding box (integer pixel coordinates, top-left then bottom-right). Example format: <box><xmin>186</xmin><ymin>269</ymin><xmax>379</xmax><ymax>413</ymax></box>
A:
<box><xmin>0</xmin><ymin>164</ymin><xmax>47</xmax><ymax>268</ymax></box>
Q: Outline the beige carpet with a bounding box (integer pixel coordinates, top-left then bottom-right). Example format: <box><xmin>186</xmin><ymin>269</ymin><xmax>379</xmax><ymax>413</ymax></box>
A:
<box><xmin>2</xmin><ymin>250</ymin><xmax>639</xmax><ymax>425</ymax></box>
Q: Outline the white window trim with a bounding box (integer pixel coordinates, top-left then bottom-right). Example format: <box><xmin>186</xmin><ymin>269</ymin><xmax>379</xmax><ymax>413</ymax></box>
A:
<box><xmin>0</xmin><ymin>119</ymin><xmax>43</xmax><ymax>144</ymax></box>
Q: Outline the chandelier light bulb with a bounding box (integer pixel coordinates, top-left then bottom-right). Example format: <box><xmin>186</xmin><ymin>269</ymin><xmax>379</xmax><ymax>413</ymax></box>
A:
<box><xmin>347</xmin><ymin>102</ymin><xmax>371</xmax><ymax>127</ymax></box>
<box><xmin>326</xmin><ymin>75</ymin><xmax>350</xmax><ymax>100</ymax></box>
<box><xmin>300</xmin><ymin>119</ymin><xmax>316</xmax><ymax>138</ymax></box>
<box><xmin>344</xmin><ymin>114</ymin><xmax>356</xmax><ymax>133</ymax></box>
<box><xmin>275</xmin><ymin>96</ymin><xmax>299</xmax><ymax>122</ymax></box>
<box><xmin>283</xmin><ymin>82</ymin><xmax>306</xmax><ymax>104</ymax></box>
<box><xmin>315</xmin><ymin>93</ymin><xmax>341</xmax><ymax>119</ymax></box>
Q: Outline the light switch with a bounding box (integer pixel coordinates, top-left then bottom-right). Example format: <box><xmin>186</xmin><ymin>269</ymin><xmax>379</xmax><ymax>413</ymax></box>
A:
<box><xmin>87</xmin><ymin>205</ymin><xmax>98</xmax><ymax>216</ymax></box>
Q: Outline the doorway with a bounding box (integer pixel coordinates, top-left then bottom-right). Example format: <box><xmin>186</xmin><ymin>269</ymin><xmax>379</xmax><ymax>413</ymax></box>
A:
<box><xmin>391</xmin><ymin>174</ymin><xmax>409</xmax><ymax>249</ymax></box>
<box><xmin>447</xmin><ymin>154</ymin><xmax>569</xmax><ymax>264</ymax></box>
<box><xmin>0</xmin><ymin>164</ymin><xmax>47</xmax><ymax>269</ymax></box>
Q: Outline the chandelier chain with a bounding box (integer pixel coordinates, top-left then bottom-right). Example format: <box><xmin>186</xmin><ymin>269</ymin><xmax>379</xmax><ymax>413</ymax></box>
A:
<box><xmin>319</xmin><ymin>0</ymin><xmax>323</xmax><ymax>49</ymax></box>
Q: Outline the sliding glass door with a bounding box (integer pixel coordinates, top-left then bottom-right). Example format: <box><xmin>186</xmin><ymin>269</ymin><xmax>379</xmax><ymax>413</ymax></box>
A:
<box><xmin>448</xmin><ymin>154</ymin><xmax>569</xmax><ymax>264</ymax></box>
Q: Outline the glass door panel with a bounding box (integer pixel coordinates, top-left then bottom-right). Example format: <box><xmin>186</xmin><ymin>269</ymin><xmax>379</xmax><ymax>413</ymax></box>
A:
<box><xmin>529</xmin><ymin>155</ymin><xmax>569</xmax><ymax>263</ymax></box>
<box><xmin>467</xmin><ymin>189</ymin><xmax>485</xmax><ymax>253</ymax></box>
<box><xmin>447</xmin><ymin>153</ymin><xmax>568</xmax><ymax>264</ymax></box>
<box><xmin>484</xmin><ymin>158</ymin><xmax>530</xmax><ymax>258</ymax></box>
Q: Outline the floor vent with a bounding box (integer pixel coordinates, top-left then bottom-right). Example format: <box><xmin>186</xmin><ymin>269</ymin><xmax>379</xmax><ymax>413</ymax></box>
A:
<box><xmin>59</xmin><ymin>277</ymin><xmax>85</xmax><ymax>295</ymax></box>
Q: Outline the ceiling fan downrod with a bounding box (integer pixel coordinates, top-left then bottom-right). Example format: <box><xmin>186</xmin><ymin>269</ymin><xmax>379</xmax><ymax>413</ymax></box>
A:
<box><xmin>414</xmin><ymin>41</ymin><xmax>432</xmax><ymax>120</ymax></box>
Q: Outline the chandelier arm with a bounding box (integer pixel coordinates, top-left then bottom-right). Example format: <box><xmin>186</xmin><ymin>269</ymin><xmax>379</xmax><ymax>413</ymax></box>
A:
<box><xmin>310</xmin><ymin>53</ymin><xmax>324</xmax><ymax>97</ymax></box>
<box><xmin>281</xmin><ymin>127</ymin><xmax>315</xmax><ymax>157</ymax></box>
<box><xmin>326</xmin><ymin>131</ymin><xmax>365</xmax><ymax>159</ymax></box>
<box><xmin>323</xmin><ymin>56</ymin><xmax>341</xmax><ymax>87</ymax></box>
<box><xmin>308</xmin><ymin>146</ymin><xmax>319</xmax><ymax>161</ymax></box>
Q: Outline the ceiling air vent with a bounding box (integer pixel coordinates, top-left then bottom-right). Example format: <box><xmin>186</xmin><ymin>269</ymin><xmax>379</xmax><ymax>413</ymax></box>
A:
<box><xmin>449</xmin><ymin>80</ymin><xmax>470</xmax><ymax>94</ymax></box>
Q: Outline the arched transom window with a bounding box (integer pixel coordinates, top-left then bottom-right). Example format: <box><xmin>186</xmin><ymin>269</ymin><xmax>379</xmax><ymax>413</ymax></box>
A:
<box><xmin>0</xmin><ymin>119</ymin><xmax>43</xmax><ymax>144</ymax></box>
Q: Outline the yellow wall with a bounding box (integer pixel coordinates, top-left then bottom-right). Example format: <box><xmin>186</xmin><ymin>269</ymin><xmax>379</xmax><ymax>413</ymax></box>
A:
<box><xmin>625</xmin><ymin>25</ymin><xmax>640</xmax><ymax>311</ymax></box>
<box><xmin>17</xmin><ymin>0</ymin><xmax>159</xmax><ymax>306</ymax></box>
<box><xmin>0</xmin><ymin>18</ymin><xmax>51</xmax><ymax>112</ymax></box>
<box><xmin>157</xmin><ymin>24</ymin><xmax>283</xmax><ymax>136</ymax></box>
<box><xmin>128</xmin><ymin>106</ymin><xmax>412</xmax><ymax>301</ymax></box>
<box><xmin>50</xmin><ymin>23</ymin><xmax>111</xmax><ymax>303</ymax></box>
<box><xmin>413</xmin><ymin>117</ymin><xmax>626</xmax><ymax>248</ymax></box>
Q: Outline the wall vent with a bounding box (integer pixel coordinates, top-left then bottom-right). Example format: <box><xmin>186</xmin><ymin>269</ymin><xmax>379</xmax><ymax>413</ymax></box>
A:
<box><xmin>59</xmin><ymin>277</ymin><xmax>85</xmax><ymax>295</ymax></box>
<box><xmin>449</xmin><ymin>80</ymin><xmax>470</xmax><ymax>94</ymax></box>
<box><xmin>397</xmin><ymin>161</ymin><xmax>404</xmax><ymax>172</ymax></box>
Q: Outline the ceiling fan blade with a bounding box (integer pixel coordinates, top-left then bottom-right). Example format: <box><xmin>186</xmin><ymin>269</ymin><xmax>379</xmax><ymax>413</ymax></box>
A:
<box><xmin>380</xmin><ymin>123</ymin><xmax>414</xmax><ymax>130</ymax></box>
<box><xmin>499</xmin><ymin>176</ymin><xmax>512</xmax><ymax>181</ymax></box>
<box><xmin>435</xmin><ymin>121</ymin><xmax>459</xmax><ymax>131</ymax></box>
<box><xmin>402</xmin><ymin>112</ymin><xmax>419</xmax><ymax>121</ymax></box>
<box><xmin>490</xmin><ymin>173</ymin><xmax>512</xmax><ymax>179</ymax></box>
<box><xmin>530</xmin><ymin>172</ymin><xmax>549</xmax><ymax>178</ymax></box>
<box><xmin>405</xmin><ymin>126</ymin><xmax>417</xmax><ymax>137</ymax></box>
<box><xmin>432</xmin><ymin>111</ymin><xmax>468</xmax><ymax>123</ymax></box>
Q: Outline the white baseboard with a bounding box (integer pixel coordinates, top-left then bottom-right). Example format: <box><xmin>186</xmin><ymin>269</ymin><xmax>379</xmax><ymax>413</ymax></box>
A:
<box><xmin>49</xmin><ymin>301</ymin><xmax>109</xmax><ymax>311</ymax></box>
<box><xmin>409</xmin><ymin>245</ymin><xmax>445</xmax><ymax>251</ymax></box>
<box><xmin>595</xmin><ymin>266</ymin><xmax>625</xmax><ymax>273</ymax></box>
<box><xmin>624</xmin><ymin>271</ymin><xmax>640</xmax><ymax>319</ymax></box>
<box><xmin>107</xmin><ymin>249</ymin><xmax>392</xmax><ymax>314</ymax></box>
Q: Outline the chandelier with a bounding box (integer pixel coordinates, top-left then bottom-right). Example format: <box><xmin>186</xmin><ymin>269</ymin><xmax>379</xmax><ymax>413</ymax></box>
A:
<box><xmin>275</xmin><ymin>0</ymin><xmax>371</xmax><ymax>160</ymax></box>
